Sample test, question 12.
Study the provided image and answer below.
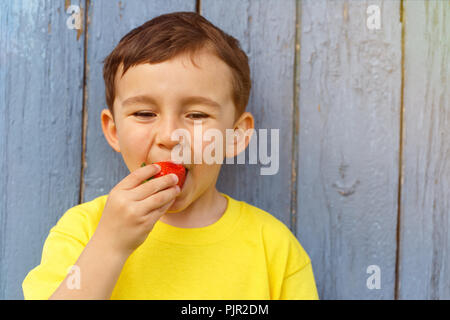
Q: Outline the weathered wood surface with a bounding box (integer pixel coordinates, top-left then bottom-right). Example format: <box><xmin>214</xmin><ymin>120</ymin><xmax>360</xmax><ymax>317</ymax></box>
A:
<box><xmin>0</xmin><ymin>0</ymin><xmax>85</xmax><ymax>299</ymax></box>
<box><xmin>296</xmin><ymin>0</ymin><xmax>402</xmax><ymax>299</ymax></box>
<box><xmin>397</xmin><ymin>0</ymin><xmax>450</xmax><ymax>299</ymax></box>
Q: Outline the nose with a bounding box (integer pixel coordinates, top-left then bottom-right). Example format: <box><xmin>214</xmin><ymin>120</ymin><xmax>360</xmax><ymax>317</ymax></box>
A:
<box><xmin>155</xmin><ymin>114</ymin><xmax>181</xmax><ymax>150</ymax></box>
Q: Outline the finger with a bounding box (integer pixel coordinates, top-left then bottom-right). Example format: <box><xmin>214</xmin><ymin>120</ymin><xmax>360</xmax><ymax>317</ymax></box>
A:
<box><xmin>131</xmin><ymin>173</ymin><xmax>179</xmax><ymax>201</ymax></box>
<box><xmin>148</xmin><ymin>198</ymin><xmax>175</xmax><ymax>220</ymax></box>
<box><xmin>138</xmin><ymin>185</ymin><xmax>180</xmax><ymax>215</ymax></box>
<box><xmin>141</xmin><ymin>198</ymin><xmax>175</xmax><ymax>231</ymax></box>
<box><xmin>116</xmin><ymin>163</ymin><xmax>161</xmax><ymax>190</ymax></box>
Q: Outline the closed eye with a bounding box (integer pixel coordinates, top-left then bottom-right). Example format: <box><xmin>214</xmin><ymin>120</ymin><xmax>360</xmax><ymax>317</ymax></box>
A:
<box><xmin>134</xmin><ymin>112</ymin><xmax>156</xmax><ymax>118</ymax></box>
<box><xmin>187</xmin><ymin>113</ymin><xmax>209</xmax><ymax>119</ymax></box>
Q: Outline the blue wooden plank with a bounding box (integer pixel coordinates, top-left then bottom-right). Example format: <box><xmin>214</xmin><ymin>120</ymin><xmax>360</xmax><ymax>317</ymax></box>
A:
<box><xmin>202</xmin><ymin>0</ymin><xmax>297</xmax><ymax>228</ymax></box>
<box><xmin>398</xmin><ymin>0</ymin><xmax>450</xmax><ymax>299</ymax></box>
<box><xmin>296</xmin><ymin>0</ymin><xmax>402</xmax><ymax>299</ymax></box>
<box><xmin>83</xmin><ymin>0</ymin><xmax>197</xmax><ymax>203</ymax></box>
<box><xmin>0</xmin><ymin>0</ymin><xmax>85</xmax><ymax>299</ymax></box>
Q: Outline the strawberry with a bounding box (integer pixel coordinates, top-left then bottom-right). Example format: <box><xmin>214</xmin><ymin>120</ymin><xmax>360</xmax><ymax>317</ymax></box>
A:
<box><xmin>141</xmin><ymin>161</ymin><xmax>186</xmax><ymax>188</ymax></box>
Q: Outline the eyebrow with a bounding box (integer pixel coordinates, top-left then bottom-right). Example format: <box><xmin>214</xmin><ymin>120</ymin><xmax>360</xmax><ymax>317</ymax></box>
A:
<box><xmin>121</xmin><ymin>95</ymin><xmax>221</xmax><ymax>109</ymax></box>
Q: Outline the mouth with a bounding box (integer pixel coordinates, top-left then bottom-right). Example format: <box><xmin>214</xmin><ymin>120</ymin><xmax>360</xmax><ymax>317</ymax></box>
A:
<box><xmin>169</xmin><ymin>161</ymin><xmax>189</xmax><ymax>191</ymax></box>
<box><xmin>182</xmin><ymin>166</ymin><xmax>189</xmax><ymax>189</ymax></box>
<box><xmin>168</xmin><ymin>160</ymin><xmax>190</xmax><ymax>176</ymax></box>
<box><xmin>143</xmin><ymin>160</ymin><xmax>190</xmax><ymax>190</ymax></box>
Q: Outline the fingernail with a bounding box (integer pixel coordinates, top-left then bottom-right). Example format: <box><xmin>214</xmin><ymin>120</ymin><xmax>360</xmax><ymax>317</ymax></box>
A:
<box><xmin>153</xmin><ymin>164</ymin><xmax>161</xmax><ymax>171</ymax></box>
<box><xmin>172</xmin><ymin>174</ymin><xmax>179</xmax><ymax>184</ymax></box>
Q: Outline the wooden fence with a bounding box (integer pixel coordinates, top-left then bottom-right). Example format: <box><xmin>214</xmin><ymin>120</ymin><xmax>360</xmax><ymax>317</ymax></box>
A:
<box><xmin>0</xmin><ymin>0</ymin><xmax>448</xmax><ymax>299</ymax></box>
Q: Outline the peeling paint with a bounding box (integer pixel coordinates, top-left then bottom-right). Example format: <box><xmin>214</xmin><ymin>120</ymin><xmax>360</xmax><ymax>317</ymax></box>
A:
<box><xmin>76</xmin><ymin>6</ymin><xmax>84</xmax><ymax>41</ymax></box>
<box><xmin>343</xmin><ymin>1</ymin><xmax>348</xmax><ymax>22</ymax></box>
<box><xmin>119</xmin><ymin>0</ymin><xmax>123</xmax><ymax>20</ymax></box>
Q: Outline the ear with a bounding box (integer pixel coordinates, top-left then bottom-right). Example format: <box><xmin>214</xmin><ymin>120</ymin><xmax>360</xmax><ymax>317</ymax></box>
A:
<box><xmin>101</xmin><ymin>109</ymin><xmax>121</xmax><ymax>153</ymax></box>
<box><xmin>225</xmin><ymin>111</ymin><xmax>255</xmax><ymax>158</ymax></box>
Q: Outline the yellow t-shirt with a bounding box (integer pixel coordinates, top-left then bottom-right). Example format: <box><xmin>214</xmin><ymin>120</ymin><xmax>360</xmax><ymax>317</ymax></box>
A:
<box><xmin>22</xmin><ymin>193</ymin><xmax>319</xmax><ymax>300</ymax></box>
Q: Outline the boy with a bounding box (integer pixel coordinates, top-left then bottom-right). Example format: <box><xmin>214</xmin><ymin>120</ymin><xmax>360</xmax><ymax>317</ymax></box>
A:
<box><xmin>22</xmin><ymin>11</ymin><xmax>318</xmax><ymax>300</ymax></box>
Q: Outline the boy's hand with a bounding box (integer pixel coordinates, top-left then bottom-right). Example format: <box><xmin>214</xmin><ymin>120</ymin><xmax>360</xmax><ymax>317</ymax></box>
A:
<box><xmin>94</xmin><ymin>163</ymin><xmax>181</xmax><ymax>257</ymax></box>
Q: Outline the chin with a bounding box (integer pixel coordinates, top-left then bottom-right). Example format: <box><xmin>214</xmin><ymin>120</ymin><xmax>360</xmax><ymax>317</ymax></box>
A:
<box><xmin>166</xmin><ymin>195</ymin><xmax>189</xmax><ymax>213</ymax></box>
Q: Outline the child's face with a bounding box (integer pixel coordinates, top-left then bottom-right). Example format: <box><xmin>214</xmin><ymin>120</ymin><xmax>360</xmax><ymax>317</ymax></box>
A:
<box><xmin>101</xmin><ymin>49</ymin><xmax>252</xmax><ymax>212</ymax></box>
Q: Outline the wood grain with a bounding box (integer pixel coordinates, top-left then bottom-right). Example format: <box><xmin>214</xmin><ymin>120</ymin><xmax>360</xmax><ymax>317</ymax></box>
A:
<box><xmin>296</xmin><ymin>0</ymin><xmax>402</xmax><ymax>299</ymax></box>
<box><xmin>397</xmin><ymin>0</ymin><xmax>450</xmax><ymax>299</ymax></box>
<box><xmin>0</xmin><ymin>0</ymin><xmax>85</xmax><ymax>299</ymax></box>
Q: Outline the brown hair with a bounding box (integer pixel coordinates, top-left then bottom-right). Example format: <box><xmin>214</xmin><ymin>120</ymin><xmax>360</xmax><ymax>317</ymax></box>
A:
<box><xmin>102</xmin><ymin>11</ymin><xmax>251</xmax><ymax>120</ymax></box>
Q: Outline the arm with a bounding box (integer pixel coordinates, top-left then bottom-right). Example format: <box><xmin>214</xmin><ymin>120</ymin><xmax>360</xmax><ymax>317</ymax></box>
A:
<box><xmin>49</xmin><ymin>232</ymin><xmax>129</xmax><ymax>300</ymax></box>
<box><xmin>49</xmin><ymin>164</ymin><xmax>180</xmax><ymax>299</ymax></box>
<box><xmin>279</xmin><ymin>261</ymin><xmax>319</xmax><ymax>300</ymax></box>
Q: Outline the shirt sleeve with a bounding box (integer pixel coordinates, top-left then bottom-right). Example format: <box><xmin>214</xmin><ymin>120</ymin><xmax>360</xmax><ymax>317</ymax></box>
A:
<box><xmin>22</xmin><ymin>208</ymin><xmax>90</xmax><ymax>300</ymax></box>
<box><xmin>261</xmin><ymin>212</ymin><xmax>319</xmax><ymax>300</ymax></box>
<box><xmin>279</xmin><ymin>261</ymin><xmax>319</xmax><ymax>300</ymax></box>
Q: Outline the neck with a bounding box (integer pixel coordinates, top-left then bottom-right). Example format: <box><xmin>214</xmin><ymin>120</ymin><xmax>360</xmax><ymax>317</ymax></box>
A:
<box><xmin>159</xmin><ymin>187</ymin><xmax>227</xmax><ymax>228</ymax></box>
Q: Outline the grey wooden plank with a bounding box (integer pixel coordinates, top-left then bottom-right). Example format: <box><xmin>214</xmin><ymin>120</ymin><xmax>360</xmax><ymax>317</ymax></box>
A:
<box><xmin>0</xmin><ymin>0</ymin><xmax>85</xmax><ymax>299</ymax></box>
<box><xmin>397</xmin><ymin>0</ymin><xmax>450</xmax><ymax>300</ymax></box>
<box><xmin>203</xmin><ymin>0</ymin><xmax>297</xmax><ymax>228</ymax></box>
<box><xmin>296</xmin><ymin>0</ymin><xmax>402</xmax><ymax>299</ymax></box>
<box><xmin>83</xmin><ymin>0</ymin><xmax>197</xmax><ymax>203</ymax></box>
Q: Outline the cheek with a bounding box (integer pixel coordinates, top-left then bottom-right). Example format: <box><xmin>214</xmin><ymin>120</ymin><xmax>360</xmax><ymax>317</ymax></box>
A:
<box><xmin>118</xmin><ymin>122</ymin><xmax>151</xmax><ymax>150</ymax></box>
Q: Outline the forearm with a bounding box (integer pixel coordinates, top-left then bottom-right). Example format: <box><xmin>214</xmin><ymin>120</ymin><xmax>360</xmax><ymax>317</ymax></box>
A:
<box><xmin>49</xmin><ymin>233</ymin><xmax>129</xmax><ymax>300</ymax></box>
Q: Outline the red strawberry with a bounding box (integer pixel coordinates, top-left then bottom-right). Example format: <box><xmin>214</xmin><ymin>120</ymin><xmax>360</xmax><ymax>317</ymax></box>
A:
<box><xmin>141</xmin><ymin>161</ymin><xmax>186</xmax><ymax>188</ymax></box>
